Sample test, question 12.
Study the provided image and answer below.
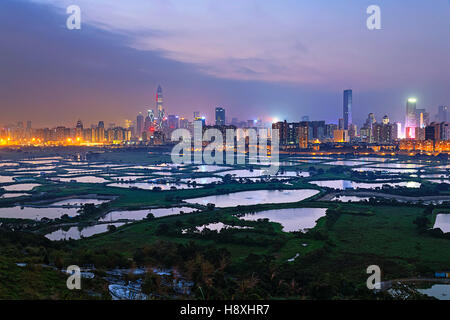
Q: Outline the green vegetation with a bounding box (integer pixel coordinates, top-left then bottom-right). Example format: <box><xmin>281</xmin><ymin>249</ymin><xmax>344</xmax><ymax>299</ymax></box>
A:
<box><xmin>1</xmin><ymin>200</ymin><xmax>447</xmax><ymax>299</ymax></box>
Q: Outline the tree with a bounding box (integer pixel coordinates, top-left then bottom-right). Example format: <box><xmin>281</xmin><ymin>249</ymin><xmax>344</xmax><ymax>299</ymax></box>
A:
<box><xmin>413</xmin><ymin>216</ymin><xmax>430</xmax><ymax>232</ymax></box>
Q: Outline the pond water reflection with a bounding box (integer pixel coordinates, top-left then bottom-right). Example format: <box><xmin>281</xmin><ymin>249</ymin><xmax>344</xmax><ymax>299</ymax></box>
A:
<box><xmin>185</xmin><ymin>189</ymin><xmax>319</xmax><ymax>208</ymax></box>
<box><xmin>239</xmin><ymin>207</ymin><xmax>327</xmax><ymax>232</ymax></box>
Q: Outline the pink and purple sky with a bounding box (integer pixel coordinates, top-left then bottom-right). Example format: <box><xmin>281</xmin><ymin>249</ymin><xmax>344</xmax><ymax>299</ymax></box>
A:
<box><xmin>1</xmin><ymin>0</ymin><xmax>449</xmax><ymax>127</ymax></box>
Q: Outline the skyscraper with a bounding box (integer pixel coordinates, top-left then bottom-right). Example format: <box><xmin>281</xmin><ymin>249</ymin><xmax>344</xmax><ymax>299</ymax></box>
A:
<box><xmin>97</xmin><ymin>121</ymin><xmax>105</xmax><ymax>142</ymax></box>
<box><xmin>415</xmin><ymin>109</ymin><xmax>429</xmax><ymax>128</ymax></box>
<box><xmin>136</xmin><ymin>113</ymin><xmax>144</xmax><ymax>137</ymax></box>
<box><xmin>215</xmin><ymin>107</ymin><xmax>225</xmax><ymax>126</ymax></box>
<box><xmin>179</xmin><ymin>117</ymin><xmax>188</xmax><ymax>129</ymax></box>
<box><xmin>144</xmin><ymin>110</ymin><xmax>154</xmax><ymax>132</ymax></box>
<box><xmin>343</xmin><ymin>89</ymin><xmax>352</xmax><ymax>130</ymax></box>
<box><xmin>438</xmin><ymin>105</ymin><xmax>448</xmax><ymax>122</ymax></box>
<box><xmin>75</xmin><ymin>119</ymin><xmax>83</xmax><ymax>139</ymax></box>
<box><xmin>405</xmin><ymin>98</ymin><xmax>417</xmax><ymax>139</ymax></box>
<box><xmin>156</xmin><ymin>85</ymin><xmax>164</xmax><ymax>129</ymax></box>
<box><xmin>168</xmin><ymin>115</ymin><xmax>179</xmax><ymax>129</ymax></box>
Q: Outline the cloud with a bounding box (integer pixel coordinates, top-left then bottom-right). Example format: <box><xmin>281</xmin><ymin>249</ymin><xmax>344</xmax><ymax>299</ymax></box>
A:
<box><xmin>30</xmin><ymin>0</ymin><xmax>357</xmax><ymax>85</ymax></box>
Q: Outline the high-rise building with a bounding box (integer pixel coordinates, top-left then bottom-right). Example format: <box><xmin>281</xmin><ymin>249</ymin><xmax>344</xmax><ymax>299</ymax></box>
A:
<box><xmin>168</xmin><ymin>115</ymin><xmax>179</xmax><ymax>129</ymax></box>
<box><xmin>366</xmin><ymin>113</ymin><xmax>376</xmax><ymax>127</ymax></box>
<box><xmin>156</xmin><ymin>85</ymin><xmax>164</xmax><ymax>129</ymax></box>
<box><xmin>348</xmin><ymin>124</ymin><xmax>357</xmax><ymax>141</ymax></box>
<box><xmin>179</xmin><ymin>118</ymin><xmax>189</xmax><ymax>129</ymax></box>
<box><xmin>215</xmin><ymin>107</ymin><xmax>226</xmax><ymax>126</ymax></box>
<box><xmin>415</xmin><ymin>127</ymin><xmax>425</xmax><ymax>141</ymax></box>
<box><xmin>343</xmin><ymin>89</ymin><xmax>352</xmax><ymax>130</ymax></box>
<box><xmin>56</xmin><ymin>126</ymin><xmax>66</xmax><ymax>141</ymax></box>
<box><xmin>438</xmin><ymin>106</ymin><xmax>448</xmax><ymax>122</ymax></box>
<box><xmin>272</xmin><ymin>121</ymin><xmax>288</xmax><ymax>145</ymax></box>
<box><xmin>425</xmin><ymin>122</ymin><xmax>441</xmax><ymax>141</ymax></box>
<box><xmin>308</xmin><ymin>121</ymin><xmax>326</xmax><ymax>141</ymax></box>
<box><xmin>325</xmin><ymin>124</ymin><xmax>338</xmax><ymax>140</ymax></box>
<box><xmin>441</xmin><ymin>122</ymin><xmax>450</xmax><ymax>140</ymax></box>
<box><xmin>405</xmin><ymin>98</ymin><xmax>417</xmax><ymax>138</ymax></box>
<box><xmin>144</xmin><ymin>109</ymin><xmax>155</xmax><ymax>133</ymax></box>
<box><xmin>333</xmin><ymin>129</ymin><xmax>349</xmax><ymax>143</ymax></box>
<box><xmin>136</xmin><ymin>113</ymin><xmax>144</xmax><ymax>137</ymax></box>
<box><xmin>296</xmin><ymin>124</ymin><xmax>309</xmax><ymax>149</ymax></box>
<box><xmin>373</xmin><ymin>123</ymin><xmax>394</xmax><ymax>143</ymax></box>
<box><xmin>338</xmin><ymin>118</ymin><xmax>345</xmax><ymax>130</ymax></box>
<box><xmin>193</xmin><ymin>112</ymin><xmax>205</xmax><ymax>126</ymax></box>
<box><xmin>415</xmin><ymin>109</ymin><xmax>429</xmax><ymax>128</ymax></box>
<box><xmin>75</xmin><ymin>120</ymin><xmax>83</xmax><ymax>139</ymax></box>
<box><xmin>193</xmin><ymin>117</ymin><xmax>205</xmax><ymax>128</ymax></box>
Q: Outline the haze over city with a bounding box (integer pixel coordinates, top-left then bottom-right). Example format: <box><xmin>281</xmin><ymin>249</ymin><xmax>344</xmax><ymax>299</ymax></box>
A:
<box><xmin>1</xmin><ymin>0</ymin><xmax>450</xmax><ymax>127</ymax></box>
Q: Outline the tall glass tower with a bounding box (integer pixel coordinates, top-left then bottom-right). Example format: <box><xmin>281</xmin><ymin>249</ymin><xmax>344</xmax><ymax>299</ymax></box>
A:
<box><xmin>405</xmin><ymin>98</ymin><xmax>417</xmax><ymax>127</ymax></box>
<box><xmin>343</xmin><ymin>90</ymin><xmax>352</xmax><ymax>130</ymax></box>
<box><xmin>156</xmin><ymin>85</ymin><xmax>164</xmax><ymax>129</ymax></box>
<box><xmin>405</xmin><ymin>98</ymin><xmax>417</xmax><ymax>139</ymax></box>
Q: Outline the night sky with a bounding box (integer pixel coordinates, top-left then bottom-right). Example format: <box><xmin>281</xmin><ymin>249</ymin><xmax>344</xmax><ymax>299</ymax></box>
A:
<box><xmin>1</xmin><ymin>0</ymin><xmax>449</xmax><ymax>127</ymax></box>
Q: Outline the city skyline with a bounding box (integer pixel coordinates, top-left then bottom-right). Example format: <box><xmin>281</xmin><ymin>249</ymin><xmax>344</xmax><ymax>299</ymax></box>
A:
<box><xmin>3</xmin><ymin>90</ymin><xmax>447</xmax><ymax>132</ymax></box>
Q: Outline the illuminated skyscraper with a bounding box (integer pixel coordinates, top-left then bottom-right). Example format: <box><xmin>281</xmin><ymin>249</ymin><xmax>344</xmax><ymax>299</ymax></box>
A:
<box><xmin>215</xmin><ymin>107</ymin><xmax>226</xmax><ymax>126</ymax></box>
<box><xmin>148</xmin><ymin>109</ymin><xmax>155</xmax><ymax>123</ymax></box>
<box><xmin>405</xmin><ymin>98</ymin><xmax>417</xmax><ymax>138</ymax></box>
<box><xmin>168</xmin><ymin>115</ymin><xmax>179</xmax><ymax>129</ymax></box>
<box><xmin>156</xmin><ymin>85</ymin><xmax>164</xmax><ymax>129</ymax></box>
<box><xmin>144</xmin><ymin>110</ymin><xmax>154</xmax><ymax>132</ymax></box>
<box><xmin>343</xmin><ymin>89</ymin><xmax>352</xmax><ymax>130</ymax></box>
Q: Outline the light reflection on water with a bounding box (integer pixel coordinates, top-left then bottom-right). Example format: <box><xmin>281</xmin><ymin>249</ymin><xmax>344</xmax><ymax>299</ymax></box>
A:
<box><xmin>434</xmin><ymin>214</ymin><xmax>450</xmax><ymax>233</ymax></box>
<box><xmin>239</xmin><ymin>207</ymin><xmax>327</xmax><ymax>232</ymax></box>
<box><xmin>185</xmin><ymin>189</ymin><xmax>319</xmax><ymax>208</ymax></box>
<box><xmin>309</xmin><ymin>180</ymin><xmax>421</xmax><ymax>190</ymax></box>
<box><xmin>45</xmin><ymin>223</ymin><xmax>126</xmax><ymax>241</ymax></box>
